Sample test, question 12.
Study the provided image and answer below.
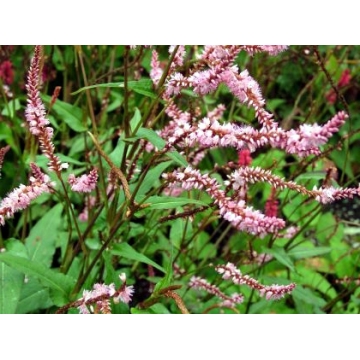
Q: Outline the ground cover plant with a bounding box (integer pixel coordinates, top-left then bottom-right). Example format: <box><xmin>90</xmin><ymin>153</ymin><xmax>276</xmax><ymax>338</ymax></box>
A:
<box><xmin>0</xmin><ymin>45</ymin><xmax>360</xmax><ymax>314</ymax></box>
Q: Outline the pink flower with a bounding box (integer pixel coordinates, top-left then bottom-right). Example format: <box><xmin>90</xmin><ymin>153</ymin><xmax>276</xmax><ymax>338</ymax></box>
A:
<box><xmin>68</xmin><ymin>168</ymin><xmax>98</xmax><ymax>193</ymax></box>
<box><xmin>76</xmin><ymin>274</ymin><xmax>134</xmax><ymax>314</ymax></box>
<box><xmin>189</xmin><ymin>68</ymin><xmax>222</xmax><ymax>95</ymax></box>
<box><xmin>169</xmin><ymin>45</ymin><xmax>186</xmax><ymax>70</ymax></box>
<box><xmin>253</xmin><ymin>252</ymin><xmax>273</xmax><ymax>265</ymax></box>
<box><xmin>113</xmin><ymin>285</ymin><xmax>134</xmax><ymax>304</ymax></box>
<box><xmin>240</xmin><ymin>45</ymin><xmax>288</xmax><ymax>56</ymax></box>
<box><xmin>164</xmin><ymin>166</ymin><xmax>285</xmax><ymax>236</ymax></box>
<box><xmin>150</xmin><ymin>50</ymin><xmax>163</xmax><ymax>86</ymax></box>
<box><xmin>0</xmin><ymin>163</ymin><xmax>55</xmax><ymax>226</ymax></box>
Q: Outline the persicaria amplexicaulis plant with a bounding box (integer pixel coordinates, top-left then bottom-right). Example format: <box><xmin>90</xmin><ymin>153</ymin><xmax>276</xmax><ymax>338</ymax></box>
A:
<box><xmin>0</xmin><ymin>45</ymin><xmax>358</xmax><ymax>314</ymax></box>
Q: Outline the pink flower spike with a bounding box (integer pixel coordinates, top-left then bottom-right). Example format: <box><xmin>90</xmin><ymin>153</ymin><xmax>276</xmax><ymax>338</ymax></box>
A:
<box><xmin>25</xmin><ymin>45</ymin><xmax>66</xmax><ymax>174</ymax></box>
<box><xmin>215</xmin><ymin>262</ymin><xmax>295</xmax><ymax>301</ymax></box>
<box><xmin>189</xmin><ymin>276</ymin><xmax>244</xmax><ymax>307</ymax></box>
<box><xmin>68</xmin><ymin>168</ymin><xmax>98</xmax><ymax>193</ymax></box>
<box><xmin>169</xmin><ymin>45</ymin><xmax>186</xmax><ymax>70</ymax></box>
<box><xmin>239</xmin><ymin>46</ymin><xmax>288</xmax><ymax>56</ymax></box>
<box><xmin>150</xmin><ymin>50</ymin><xmax>163</xmax><ymax>86</ymax></box>
<box><xmin>0</xmin><ymin>163</ymin><xmax>54</xmax><ymax>226</ymax></box>
<box><xmin>164</xmin><ymin>166</ymin><xmax>285</xmax><ymax>236</ymax></box>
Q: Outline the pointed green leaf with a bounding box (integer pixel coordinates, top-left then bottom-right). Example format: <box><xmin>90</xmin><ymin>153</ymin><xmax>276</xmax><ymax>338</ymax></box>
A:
<box><xmin>130</xmin><ymin>108</ymin><xmax>142</xmax><ymax>133</ymax></box>
<box><xmin>127</xmin><ymin>79</ymin><xmax>157</xmax><ymax>99</ymax></box>
<box><xmin>0</xmin><ymin>262</ymin><xmax>23</xmax><ymax>314</ymax></box>
<box><xmin>112</xmin><ymin>243</ymin><xmax>165</xmax><ymax>273</ymax></box>
<box><xmin>71</xmin><ymin>79</ymin><xmax>157</xmax><ymax>99</ymax></box>
<box><xmin>288</xmin><ymin>246</ymin><xmax>331</xmax><ymax>260</ymax></box>
<box><xmin>136</xmin><ymin>160</ymin><xmax>172</xmax><ymax>197</ymax></box>
<box><xmin>42</xmin><ymin>95</ymin><xmax>88</xmax><ymax>132</ymax></box>
<box><xmin>0</xmin><ymin>253</ymin><xmax>75</xmax><ymax>300</ymax></box>
<box><xmin>292</xmin><ymin>285</ymin><xmax>326</xmax><ymax>307</ymax></box>
<box><xmin>71</xmin><ymin>82</ymin><xmax>126</xmax><ymax>95</ymax></box>
<box><xmin>145</xmin><ymin>196</ymin><xmax>208</xmax><ymax>210</ymax></box>
<box><xmin>137</xmin><ymin>128</ymin><xmax>166</xmax><ymax>149</ymax></box>
<box><xmin>26</xmin><ymin>203</ymin><xmax>63</xmax><ymax>267</ymax></box>
<box><xmin>153</xmin><ymin>253</ymin><xmax>173</xmax><ymax>293</ymax></box>
<box><xmin>166</xmin><ymin>151</ymin><xmax>188</xmax><ymax>167</ymax></box>
<box><xmin>266</xmin><ymin>246</ymin><xmax>295</xmax><ymax>272</ymax></box>
<box><xmin>135</xmin><ymin>128</ymin><xmax>188</xmax><ymax>167</ymax></box>
<box><xmin>16</xmin><ymin>278</ymin><xmax>52</xmax><ymax>314</ymax></box>
<box><xmin>0</xmin><ymin>240</ymin><xmax>28</xmax><ymax>314</ymax></box>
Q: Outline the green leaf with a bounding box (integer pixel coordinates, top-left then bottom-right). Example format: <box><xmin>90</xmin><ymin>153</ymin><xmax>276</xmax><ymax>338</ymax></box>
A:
<box><xmin>0</xmin><ymin>261</ymin><xmax>23</xmax><ymax>314</ymax></box>
<box><xmin>292</xmin><ymin>285</ymin><xmax>326</xmax><ymax>308</ymax></box>
<box><xmin>0</xmin><ymin>253</ymin><xmax>75</xmax><ymax>301</ymax></box>
<box><xmin>102</xmin><ymin>252</ymin><xmax>117</xmax><ymax>285</ymax></box>
<box><xmin>35</xmin><ymin>154</ymin><xmax>85</xmax><ymax>168</ymax></box>
<box><xmin>295</xmin><ymin>171</ymin><xmax>327</xmax><ymax>182</ymax></box>
<box><xmin>288</xmin><ymin>246</ymin><xmax>331</xmax><ymax>260</ymax></box>
<box><xmin>170</xmin><ymin>218</ymin><xmax>186</xmax><ymax>249</ymax></box>
<box><xmin>127</xmin><ymin>79</ymin><xmax>157</xmax><ymax>99</ymax></box>
<box><xmin>16</xmin><ymin>278</ymin><xmax>52</xmax><ymax>314</ymax></box>
<box><xmin>26</xmin><ymin>203</ymin><xmax>63</xmax><ymax>267</ymax></box>
<box><xmin>71</xmin><ymin>82</ymin><xmax>125</xmax><ymax>95</ymax></box>
<box><xmin>0</xmin><ymin>240</ymin><xmax>28</xmax><ymax>314</ymax></box>
<box><xmin>130</xmin><ymin>108</ymin><xmax>142</xmax><ymax>133</ymax></box>
<box><xmin>132</xmin><ymin>303</ymin><xmax>173</xmax><ymax>314</ymax></box>
<box><xmin>266</xmin><ymin>246</ymin><xmax>295</xmax><ymax>272</ymax></box>
<box><xmin>145</xmin><ymin>196</ymin><xmax>208</xmax><ymax>210</ymax></box>
<box><xmin>135</xmin><ymin>128</ymin><xmax>187</xmax><ymax>167</ymax></box>
<box><xmin>153</xmin><ymin>254</ymin><xmax>173</xmax><ymax>293</ymax></box>
<box><xmin>316</xmin><ymin>212</ymin><xmax>337</xmax><ymax>243</ymax></box>
<box><xmin>107</xmin><ymin>92</ymin><xmax>124</xmax><ymax>113</ymax></box>
<box><xmin>58</xmin><ymin>154</ymin><xmax>87</xmax><ymax>166</ymax></box>
<box><xmin>293</xmin><ymin>266</ymin><xmax>337</xmax><ymax>300</ymax></box>
<box><xmin>136</xmin><ymin>160</ymin><xmax>172</xmax><ymax>197</ymax></box>
<box><xmin>136</xmin><ymin>127</ymin><xmax>165</xmax><ymax>149</ymax></box>
<box><xmin>1</xmin><ymin>99</ymin><xmax>21</xmax><ymax>117</ymax></box>
<box><xmin>42</xmin><ymin>95</ymin><xmax>88</xmax><ymax>132</ymax></box>
<box><xmin>109</xmin><ymin>137</ymin><xmax>126</xmax><ymax>165</ymax></box>
<box><xmin>267</xmin><ymin>98</ymin><xmax>286</xmax><ymax>112</ymax></box>
<box><xmin>166</xmin><ymin>151</ymin><xmax>188</xmax><ymax>167</ymax></box>
<box><xmin>112</xmin><ymin>243</ymin><xmax>165</xmax><ymax>273</ymax></box>
<box><xmin>148</xmin><ymin>303</ymin><xmax>171</xmax><ymax>314</ymax></box>
<box><xmin>71</xmin><ymin>79</ymin><xmax>157</xmax><ymax>99</ymax></box>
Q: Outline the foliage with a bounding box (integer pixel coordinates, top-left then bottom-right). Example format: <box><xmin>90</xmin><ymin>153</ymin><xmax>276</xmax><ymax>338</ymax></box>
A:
<box><xmin>0</xmin><ymin>45</ymin><xmax>359</xmax><ymax>314</ymax></box>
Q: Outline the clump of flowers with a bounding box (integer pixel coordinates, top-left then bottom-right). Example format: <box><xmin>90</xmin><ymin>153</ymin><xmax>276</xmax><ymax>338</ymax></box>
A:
<box><xmin>1</xmin><ymin>45</ymin><xmax>358</xmax><ymax>314</ymax></box>
<box><xmin>0</xmin><ymin>163</ymin><xmax>55</xmax><ymax>226</ymax></box>
<box><xmin>57</xmin><ymin>274</ymin><xmax>134</xmax><ymax>314</ymax></box>
<box><xmin>68</xmin><ymin>168</ymin><xmax>98</xmax><ymax>193</ymax></box>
